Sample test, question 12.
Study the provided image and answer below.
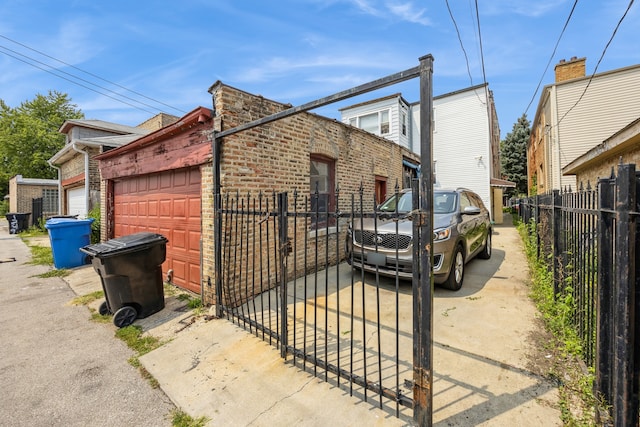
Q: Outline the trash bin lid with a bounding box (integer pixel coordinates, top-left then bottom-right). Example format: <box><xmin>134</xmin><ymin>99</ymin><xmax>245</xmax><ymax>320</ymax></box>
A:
<box><xmin>45</xmin><ymin>217</ymin><xmax>94</xmax><ymax>229</ymax></box>
<box><xmin>81</xmin><ymin>232</ymin><xmax>167</xmax><ymax>257</ymax></box>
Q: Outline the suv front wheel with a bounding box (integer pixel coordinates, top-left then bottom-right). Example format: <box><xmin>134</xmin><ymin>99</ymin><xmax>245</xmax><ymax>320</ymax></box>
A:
<box><xmin>442</xmin><ymin>245</ymin><xmax>464</xmax><ymax>291</ymax></box>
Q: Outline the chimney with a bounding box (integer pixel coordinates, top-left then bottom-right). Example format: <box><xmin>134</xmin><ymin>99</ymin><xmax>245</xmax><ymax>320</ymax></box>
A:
<box><xmin>554</xmin><ymin>56</ymin><xmax>586</xmax><ymax>83</ymax></box>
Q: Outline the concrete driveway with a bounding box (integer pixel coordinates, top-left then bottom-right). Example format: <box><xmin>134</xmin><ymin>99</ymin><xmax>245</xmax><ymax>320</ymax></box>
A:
<box><xmin>141</xmin><ymin>216</ymin><xmax>562</xmax><ymax>426</ymax></box>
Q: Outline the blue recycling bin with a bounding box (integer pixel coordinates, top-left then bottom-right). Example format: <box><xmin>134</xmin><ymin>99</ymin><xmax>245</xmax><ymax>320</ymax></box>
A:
<box><xmin>45</xmin><ymin>217</ymin><xmax>95</xmax><ymax>269</ymax></box>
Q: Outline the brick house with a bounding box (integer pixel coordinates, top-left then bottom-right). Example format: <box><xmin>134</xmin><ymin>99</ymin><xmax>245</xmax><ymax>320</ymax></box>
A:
<box><xmin>528</xmin><ymin>57</ymin><xmax>640</xmax><ymax>194</ymax></box>
<box><xmin>96</xmin><ymin>83</ymin><xmax>419</xmax><ymax>304</ymax></box>
<box><xmin>48</xmin><ymin>114</ymin><xmax>179</xmax><ymax>218</ymax></box>
<box><xmin>563</xmin><ymin>117</ymin><xmax>640</xmax><ymax>188</ymax></box>
<box><xmin>7</xmin><ymin>174</ymin><xmax>58</xmax><ymax>225</ymax></box>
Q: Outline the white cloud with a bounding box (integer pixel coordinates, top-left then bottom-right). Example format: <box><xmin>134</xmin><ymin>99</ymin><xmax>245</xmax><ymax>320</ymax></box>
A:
<box><xmin>386</xmin><ymin>2</ymin><xmax>432</xmax><ymax>26</ymax></box>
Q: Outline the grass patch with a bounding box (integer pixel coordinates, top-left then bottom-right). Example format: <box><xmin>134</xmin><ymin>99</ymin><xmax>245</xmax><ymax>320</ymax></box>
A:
<box><xmin>115</xmin><ymin>325</ymin><xmax>163</xmax><ymax>356</ymax></box>
<box><xmin>34</xmin><ymin>269</ymin><xmax>70</xmax><ymax>278</ymax></box>
<box><xmin>115</xmin><ymin>325</ymin><xmax>164</xmax><ymax>389</ymax></box>
<box><xmin>71</xmin><ymin>290</ymin><xmax>104</xmax><ymax>306</ymax></box>
<box><xmin>26</xmin><ymin>245</ymin><xmax>53</xmax><ymax>265</ymax></box>
<box><xmin>517</xmin><ymin>217</ymin><xmax>599</xmax><ymax>425</ymax></box>
<box><xmin>171</xmin><ymin>409</ymin><xmax>210</xmax><ymax>427</ymax></box>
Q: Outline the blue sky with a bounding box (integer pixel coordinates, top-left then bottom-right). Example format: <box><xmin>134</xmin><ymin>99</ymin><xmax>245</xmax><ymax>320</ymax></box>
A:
<box><xmin>1</xmin><ymin>0</ymin><xmax>638</xmax><ymax>138</ymax></box>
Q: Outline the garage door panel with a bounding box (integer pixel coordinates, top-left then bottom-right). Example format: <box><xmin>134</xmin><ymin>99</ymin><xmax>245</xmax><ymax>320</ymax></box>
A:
<box><xmin>113</xmin><ymin>168</ymin><xmax>201</xmax><ymax>294</ymax></box>
<box><xmin>174</xmin><ymin>170</ymin><xmax>187</xmax><ymax>187</ymax></box>
<box><xmin>159</xmin><ymin>200</ymin><xmax>172</xmax><ymax>217</ymax></box>
<box><xmin>173</xmin><ymin>198</ymin><xmax>186</xmax><ymax>218</ymax></box>
<box><xmin>172</xmin><ymin>230</ymin><xmax>186</xmax><ymax>249</ymax></box>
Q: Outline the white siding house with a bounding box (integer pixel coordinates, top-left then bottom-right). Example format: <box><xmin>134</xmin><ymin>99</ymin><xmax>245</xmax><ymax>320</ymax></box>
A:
<box><xmin>340</xmin><ymin>84</ymin><xmax>503</xmax><ymax>220</ymax></box>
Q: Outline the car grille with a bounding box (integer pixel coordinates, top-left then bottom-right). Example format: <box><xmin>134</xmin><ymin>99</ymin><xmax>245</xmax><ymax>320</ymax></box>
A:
<box><xmin>353</xmin><ymin>230</ymin><xmax>412</xmax><ymax>250</ymax></box>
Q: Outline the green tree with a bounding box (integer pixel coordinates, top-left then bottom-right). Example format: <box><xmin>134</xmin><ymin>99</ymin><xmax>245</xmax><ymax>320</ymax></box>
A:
<box><xmin>500</xmin><ymin>113</ymin><xmax>530</xmax><ymax>197</ymax></box>
<box><xmin>0</xmin><ymin>91</ymin><xmax>84</xmax><ymax>196</ymax></box>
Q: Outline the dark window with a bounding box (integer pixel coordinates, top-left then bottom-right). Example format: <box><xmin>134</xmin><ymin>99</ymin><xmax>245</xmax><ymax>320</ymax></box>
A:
<box><xmin>310</xmin><ymin>155</ymin><xmax>335</xmax><ymax>228</ymax></box>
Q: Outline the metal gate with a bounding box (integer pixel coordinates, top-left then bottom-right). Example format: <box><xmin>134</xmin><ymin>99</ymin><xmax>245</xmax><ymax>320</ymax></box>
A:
<box><xmin>213</xmin><ymin>55</ymin><xmax>436</xmax><ymax>425</ymax></box>
<box><xmin>215</xmin><ymin>186</ymin><xmax>420</xmax><ymax>418</ymax></box>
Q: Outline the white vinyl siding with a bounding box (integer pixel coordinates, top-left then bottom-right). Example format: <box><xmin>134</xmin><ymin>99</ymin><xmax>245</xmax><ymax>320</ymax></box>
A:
<box><xmin>556</xmin><ymin>66</ymin><xmax>640</xmax><ymax>168</ymax></box>
<box><xmin>410</xmin><ymin>87</ymin><xmax>492</xmax><ymax>212</ymax></box>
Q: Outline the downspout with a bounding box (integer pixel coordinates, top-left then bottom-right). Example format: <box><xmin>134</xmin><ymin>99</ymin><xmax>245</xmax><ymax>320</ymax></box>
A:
<box><xmin>47</xmin><ymin>160</ymin><xmax>62</xmax><ymax>216</ymax></box>
<box><xmin>71</xmin><ymin>143</ymin><xmax>90</xmax><ymax>218</ymax></box>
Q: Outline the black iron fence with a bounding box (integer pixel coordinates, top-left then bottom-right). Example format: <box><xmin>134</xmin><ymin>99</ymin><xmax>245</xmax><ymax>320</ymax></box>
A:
<box><xmin>215</xmin><ymin>186</ymin><xmax>419</xmax><ymax>421</ymax></box>
<box><xmin>516</xmin><ymin>163</ymin><xmax>639</xmax><ymax>425</ymax></box>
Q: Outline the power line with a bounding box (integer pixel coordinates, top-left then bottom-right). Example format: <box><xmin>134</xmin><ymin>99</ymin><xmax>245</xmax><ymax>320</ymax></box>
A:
<box><xmin>445</xmin><ymin>0</ymin><xmax>474</xmax><ymax>85</ymax></box>
<box><xmin>444</xmin><ymin>0</ymin><xmax>485</xmax><ymax>105</ymax></box>
<box><xmin>0</xmin><ymin>48</ymin><xmax>157</xmax><ymax>115</ymax></box>
<box><xmin>557</xmin><ymin>0</ymin><xmax>635</xmax><ymax>125</ymax></box>
<box><xmin>523</xmin><ymin>0</ymin><xmax>579</xmax><ymax>117</ymax></box>
<box><xmin>473</xmin><ymin>0</ymin><xmax>487</xmax><ymax>90</ymax></box>
<box><xmin>0</xmin><ymin>44</ymin><xmax>166</xmax><ymax>115</ymax></box>
<box><xmin>0</xmin><ymin>33</ymin><xmax>187</xmax><ymax>115</ymax></box>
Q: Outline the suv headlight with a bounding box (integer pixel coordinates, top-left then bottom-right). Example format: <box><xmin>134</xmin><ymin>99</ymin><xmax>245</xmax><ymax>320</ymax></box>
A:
<box><xmin>434</xmin><ymin>227</ymin><xmax>451</xmax><ymax>242</ymax></box>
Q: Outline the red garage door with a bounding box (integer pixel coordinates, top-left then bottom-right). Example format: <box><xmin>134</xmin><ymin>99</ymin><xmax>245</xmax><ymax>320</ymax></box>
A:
<box><xmin>113</xmin><ymin>167</ymin><xmax>201</xmax><ymax>294</ymax></box>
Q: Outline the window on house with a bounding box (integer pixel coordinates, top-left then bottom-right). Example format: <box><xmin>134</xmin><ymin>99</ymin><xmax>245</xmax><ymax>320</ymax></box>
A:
<box><xmin>401</xmin><ymin>111</ymin><xmax>407</xmax><ymax>136</ymax></box>
<box><xmin>432</xmin><ymin>108</ymin><xmax>437</xmax><ymax>133</ymax></box>
<box><xmin>359</xmin><ymin>113</ymin><xmax>378</xmax><ymax>134</ymax></box>
<box><xmin>380</xmin><ymin>110</ymin><xmax>389</xmax><ymax>134</ymax></box>
<box><xmin>352</xmin><ymin>110</ymin><xmax>391</xmax><ymax>135</ymax></box>
<box><xmin>310</xmin><ymin>155</ymin><xmax>335</xmax><ymax>228</ymax></box>
<box><xmin>42</xmin><ymin>188</ymin><xmax>58</xmax><ymax>213</ymax></box>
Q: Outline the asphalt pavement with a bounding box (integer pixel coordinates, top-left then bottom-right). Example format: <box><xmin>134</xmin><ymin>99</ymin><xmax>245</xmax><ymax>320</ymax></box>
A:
<box><xmin>0</xmin><ymin>220</ymin><xmax>176</xmax><ymax>426</ymax></box>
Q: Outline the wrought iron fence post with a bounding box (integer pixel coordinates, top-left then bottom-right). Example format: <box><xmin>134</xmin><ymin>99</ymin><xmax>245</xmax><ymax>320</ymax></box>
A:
<box><xmin>596</xmin><ymin>172</ymin><xmax>615</xmax><ymax>417</ymax></box>
<box><xmin>552</xmin><ymin>190</ymin><xmax>563</xmax><ymax>297</ymax></box>
<box><xmin>413</xmin><ymin>53</ymin><xmax>434</xmax><ymax>427</ymax></box>
<box><xmin>278</xmin><ymin>192</ymin><xmax>289</xmax><ymax>359</ymax></box>
<box><xmin>612</xmin><ymin>163</ymin><xmax>637</xmax><ymax>425</ymax></box>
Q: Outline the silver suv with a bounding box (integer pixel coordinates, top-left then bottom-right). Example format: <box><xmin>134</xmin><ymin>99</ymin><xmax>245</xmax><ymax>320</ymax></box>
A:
<box><xmin>346</xmin><ymin>188</ymin><xmax>492</xmax><ymax>290</ymax></box>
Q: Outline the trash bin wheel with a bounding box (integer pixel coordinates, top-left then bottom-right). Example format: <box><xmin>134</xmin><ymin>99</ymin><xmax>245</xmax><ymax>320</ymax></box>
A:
<box><xmin>99</xmin><ymin>301</ymin><xmax>111</xmax><ymax>315</ymax></box>
<box><xmin>113</xmin><ymin>306</ymin><xmax>137</xmax><ymax>328</ymax></box>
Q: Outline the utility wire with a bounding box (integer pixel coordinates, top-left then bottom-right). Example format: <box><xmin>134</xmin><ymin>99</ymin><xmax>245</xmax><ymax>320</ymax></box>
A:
<box><xmin>0</xmin><ymin>44</ymin><xmax>167</xmax><ymax>115</ymax></box>
<box><xmin>445</xmin><ymin>0</ymin><xmax>473</xmax><ymax>85</ymax></box>
<box><xmin>0</xmin><ymin>33</ymin><xmax>187</xmax><ymax>115</ymax></box>
<box><xmin>444</xmin><ymin>0</ymin><xmax>486</xmax><ymax>105</ymax></box>
<box><xmin>473</xmin><ymin>0</ymin><xmax>494</xmax><ymax>136</ymax></box>
<box><xmin>474</xmin><ymin>0</ymin><xmax>488</xmax><ymax>90</ymax></box>
<box><xmin>523</xmin><ymin>0</ymin><xmax>579</xmax><ymax>117</ymax></box>
<box><xmin>557</xmin><ymin>0</ymin><xmax>635</xmax><ymax>125</ymax></box>
<box><xmin>0</xmin><ymin>48</ymin><xmax>157</xmax><ymax>115</ymax></box>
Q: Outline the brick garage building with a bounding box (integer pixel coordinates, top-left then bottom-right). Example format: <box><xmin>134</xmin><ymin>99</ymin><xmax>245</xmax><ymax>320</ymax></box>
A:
<box><xmin>97</xmin><ymin>83</ymin><xmax>419</xmax><ymax>304</ymax></box>
<box><xmin>7</xmin><ymin>174</ymin><xmax>58</xmax><ymax>225</ymax></box>
<box><xmin>563</xmin><ymin>117</ymin><xmax>640</xmax><ymax>188</ymax></box>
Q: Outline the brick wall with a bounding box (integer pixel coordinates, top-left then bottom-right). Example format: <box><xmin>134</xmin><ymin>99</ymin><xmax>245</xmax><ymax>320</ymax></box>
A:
<box><xmin>554</xmin><ymin>57</ymin><xmax>586</xmax><ymax>83</ymax></box>
<box><xmin>203</xmin><ymin>83</ymin><xmax>419</xmax><ymax>306</ymax></box>
<box><xmin>59</xmin><ymin>147</ymin><xmax>103</xmax><ymax>214</ymax></box>
<box><xmin>574</xmin><ymin>149</ymin><xmax>640</xmax><ymax>190</ymax></box>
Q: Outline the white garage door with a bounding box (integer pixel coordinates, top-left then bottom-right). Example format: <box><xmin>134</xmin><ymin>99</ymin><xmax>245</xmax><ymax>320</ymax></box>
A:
<box><xmin>66</xmin><ymin>187</ymin><xmax>86</xmax><ymax>217</ymax></box>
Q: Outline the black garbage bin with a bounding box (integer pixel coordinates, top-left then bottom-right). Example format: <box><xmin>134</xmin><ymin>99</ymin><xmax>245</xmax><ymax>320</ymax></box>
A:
<box><xmin>80</xmin><ymin>232</ymin><xmax>168</xmax><ymax>328</ymax></box>
<box><xmin>6</xmin><ymin>213</ymin><xmax>31</xmax><ymax>234</ymax></box>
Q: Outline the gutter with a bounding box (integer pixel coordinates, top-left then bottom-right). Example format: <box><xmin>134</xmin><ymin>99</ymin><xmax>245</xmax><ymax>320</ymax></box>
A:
<box><xmin>72</xmin><ymin>142</ymin><xmax>90</xmax><ymax>217</ymax></box>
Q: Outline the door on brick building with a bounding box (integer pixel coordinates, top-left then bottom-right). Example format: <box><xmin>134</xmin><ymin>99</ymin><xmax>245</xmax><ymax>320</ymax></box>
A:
<box><xmin>112</xmin><ymin>167</ymin><xmax>202</xmax><ymax>294</ymax></box>
<box><xmin>375</xmin><ymin>176</ymin><xmax>387</xmax><ymax>205</ymax></box>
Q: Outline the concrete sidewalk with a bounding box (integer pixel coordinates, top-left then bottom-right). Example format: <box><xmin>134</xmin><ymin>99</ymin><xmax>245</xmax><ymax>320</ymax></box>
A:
<box><xmin>22</xmin><ymin>216</ymin><xmax>561</xmax><ymax>425</ymax></box>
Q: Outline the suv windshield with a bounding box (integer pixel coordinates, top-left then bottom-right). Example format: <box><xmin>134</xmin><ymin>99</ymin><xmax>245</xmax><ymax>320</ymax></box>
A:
<box><xmin>378</xmin><ymin>191</ymin><xmax>457</xmax><ymax>214</ymax></box>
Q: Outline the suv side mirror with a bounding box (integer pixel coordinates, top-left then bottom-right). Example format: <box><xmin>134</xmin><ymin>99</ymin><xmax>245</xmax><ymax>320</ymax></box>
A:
<box><xmin>463</xmin><ymin>206</ymin><xmax>481</xmax><ymax>215</ymax></box>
